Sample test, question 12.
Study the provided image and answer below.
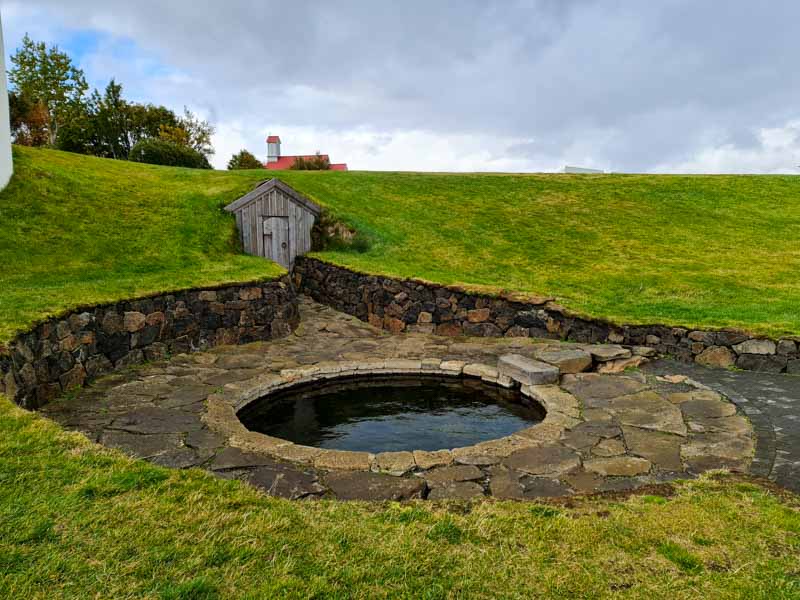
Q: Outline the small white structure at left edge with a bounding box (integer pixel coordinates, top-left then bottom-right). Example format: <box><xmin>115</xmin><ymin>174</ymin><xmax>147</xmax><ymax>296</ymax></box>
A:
<box><xmin>0</xmin><ymin>13</ymin><xmax>13</xmax><ymax>190</ymax></box>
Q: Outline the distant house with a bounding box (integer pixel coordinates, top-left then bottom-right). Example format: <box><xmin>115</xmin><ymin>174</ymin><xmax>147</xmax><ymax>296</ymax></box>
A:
<box><xmin>264</xmin><ymin>135</ymin><xmax>348</xmax><ymax>171</ymax></box>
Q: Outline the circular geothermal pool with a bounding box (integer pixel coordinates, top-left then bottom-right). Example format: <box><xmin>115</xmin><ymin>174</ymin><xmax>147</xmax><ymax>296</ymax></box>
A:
<box><xmin>237</xmin><ymin>375</ymin><xmax>545</xmax><ymax>453</ymax></box>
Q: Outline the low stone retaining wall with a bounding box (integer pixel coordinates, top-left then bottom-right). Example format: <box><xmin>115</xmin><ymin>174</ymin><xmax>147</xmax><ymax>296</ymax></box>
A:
<box><xmin>294</xmin><ymin>257</ymin><xmax>800</xmax><ymax>375</ymax></box>
<box><xmin>0</xmin><ymin>278</ymin><xmax>299</xmax><ymax>409</ymax></box>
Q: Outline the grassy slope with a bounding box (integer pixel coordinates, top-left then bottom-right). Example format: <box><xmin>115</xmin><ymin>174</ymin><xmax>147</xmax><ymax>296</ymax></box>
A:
<box><xmin>0</xmin><ymin>149</ymin><xmax>798</xmax><ymax>597</ymax></box>
<box><xmin>1</xmin><ymin>398</ymin><xmax>798</xmax><ymax>599</ymax></box>
<box><xmin>0</xmin><ymin>146</ymin><xmax>279</xmax><ymax>344</ymax></box>
<box><xmin>3</xmin><ymin>147</ymin><xmax>800</xmax><ymax>341</ymax></box>
<box><xmin>276</xmin><ymin>170</ymin><xmax>800</xmax><ymax>337</ymax></box>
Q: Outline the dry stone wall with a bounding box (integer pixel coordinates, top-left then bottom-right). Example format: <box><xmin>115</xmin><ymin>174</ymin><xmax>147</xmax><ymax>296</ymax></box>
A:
<box><xmin>294</xmin><ymin>257</ymin><xmax>800</xmax><ymax>375</ymax></box>
<box><xmin>0</xmin><ymin>277</ymin><xmax>299</xmax><ymax>409</ymax></box>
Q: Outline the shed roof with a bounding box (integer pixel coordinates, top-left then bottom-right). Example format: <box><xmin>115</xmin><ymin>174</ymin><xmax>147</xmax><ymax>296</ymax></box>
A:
<box><xmin>223</xmin><ymin>178</ymin><xmax>321</xmax><ymax>216</ymax></box>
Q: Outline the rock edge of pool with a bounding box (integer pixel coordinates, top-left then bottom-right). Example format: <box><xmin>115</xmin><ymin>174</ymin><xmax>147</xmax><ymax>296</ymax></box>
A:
<box><xmin>41</xmin><ymin>298</ymin><xmax>756</xmax><ymax>501</ymax></box>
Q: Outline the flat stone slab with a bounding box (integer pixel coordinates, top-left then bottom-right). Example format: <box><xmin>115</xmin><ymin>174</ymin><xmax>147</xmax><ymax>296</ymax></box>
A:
<box><xmin>215</xmin><ymin>354</ymin><xmax>266</xmax><ymax>369</ymax></box>
<box><xmin>248</xmin><ymin>465</ymin><xmax>325</xmax><ymax>499</ymax></box>
<box><xmin>453</xmin><ymin>454</ymin><xmax>500</xmax><ymax>466</ymax></box>
<box><xmin>680</xmin><ymin>433</ymin><xmax>754</xmax><ymax>471</ymax></box>
<box><xmin>487</xmin><ymin>467</ymin><xmax>525</xmax><ymax>499</ymax></box>
<box><xmin>680</xmin><ymin>398</ymin><xmax>737</xmax><ymax>419</ymax></box>
<box><xmin>413</xmin><ymin>449</ymin><xmax>453</xmax><ymax>469</ymax></box>
<box><xmin>159</xmin><ymin>385</ymin><xmax>213</xmax><ymax>408</ymax></box>
<box><xmin>313</xmin><ymin>450</ymin><xmax>372</xmax><ymax>471</ymax></box>
<box><xmin>688</xmin><ymin>415</ymin><xmax>751</xmax><ymax>435</ymax></box>
<box><xmin>532</xmin><ymin>348</ymin><xmax>592</xmax><ymax>374</ymax></box>
<box><xmin>427</xmin><ymin>481</ymin><xmax>485</xmax><ymax>500</ymax></box>
<box><xmin>424</xmin><ymin>464</ymin><xmax>483</xmax><ymax>485</ymax></box>
<box><xmin>497</xmin><ymin>354</ymin><xmax>559</xmax><ymax>385</ymax></box>
<box><xmin>151</xmin><ymin>447</ymin><xmax>208</xmax><ymax>469</ymax></box>
<box><xmin>563</xmin><ymin>469</ymin><xmax>604</xmax><ymax>493</ymax></box>
<box><xmin>584</xmin><ymin>456</ymin><xmax>651</xmax><ymax>476</ymax></box>
<box><xmin>525</xmin><ymin>385</ymin><xmax>580</xmax><ymax>417</ymax></box>
<box><xmin>584</xmin><ymin>345</ymin><xmax>632</xmax><ymax>362</ymax></box>
<box><xmin>561</xmin><ymin>429</ymin><xmax>601</xmax><ymax>450</ymax></box>
<box><xmin>99</xmin><ymin>430</ymin><xmax>182</xmax><ymax>458</ymax></box>
<box><xmin>561</xmin><ymin>374</ymin><xmax>648</xmax><ymax>406</ymax></box>
<box><xmin>521</xmin><ymin>477</ymin><xmax>574</xmax><ymax>498</ymax></box>
<box><xmin>202</xmin><ymin>370</ymin><xmax>264</xmax><ymax>386</ymax></box>
<box><xmin>596</xmin><ymin>356</ymin><xmax>647</xmax><ymax>374</ymax></box>
<box><xmin>503</xmin><ymin>445</ymin><xmax>580</xmax><ymax>476</ymax></box>
<box><xmin>607</xmin><ymin>391</ymin><xmax>687</xmax><ymax>436</ymax></box>
<box><xmin>210</xmin><ymin>447</ymin><xmax>280</xmax><ymax>471</ymax></box>
<box><xmin>109</xmin><ymin>407</ymin><xmax>203</xmax><ymax>434</ymax></box>
<box><xmin>185</xmin><ymin>428</ymin><xmax>225</xmax><ymax>451</ymax></box>
<box><xmin>568</xmin><ymin>420</ymin><xmax>622</xmax><ymax>439</ymax></box>
<box><xmin>324</xmin><ymin>471</ymin><xmax>427</xmax><ymax>501</ymax></box>
<box><xmin>622</xmin><ymin>426</ymin><xmax>683</xmax><ymax>471</ymax></box>
<box><xmin>592</xmin><ymin>438</ymin><xmax>626</xmax><ymax>457</ymax></box>
<box><xmin>374</xmin><ymin>451</ymin><xmax>416</xmax><ymax>475</ymax></box>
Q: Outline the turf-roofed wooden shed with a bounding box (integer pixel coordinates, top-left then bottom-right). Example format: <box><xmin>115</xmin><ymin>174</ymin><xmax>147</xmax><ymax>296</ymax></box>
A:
<box><xmin>225</xmin><ymin>178</ymin><xmax>321</xmax><ymax>268</ymax></box>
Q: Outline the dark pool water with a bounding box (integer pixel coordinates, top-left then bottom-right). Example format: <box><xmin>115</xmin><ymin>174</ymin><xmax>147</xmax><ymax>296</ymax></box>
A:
<box><xmin>237</xmin><ymin>375</ymin><xmax>545</xmax><ymax>453</ymax></box>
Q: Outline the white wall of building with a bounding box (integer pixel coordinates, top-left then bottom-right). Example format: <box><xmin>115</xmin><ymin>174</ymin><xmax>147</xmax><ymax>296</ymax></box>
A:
<box><xmin>0</xmin><ymin>14</ymin><xmax>13</xmax><ymax>191</ymax></box>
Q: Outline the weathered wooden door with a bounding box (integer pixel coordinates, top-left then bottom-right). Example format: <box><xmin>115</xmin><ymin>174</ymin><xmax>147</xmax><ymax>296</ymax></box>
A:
<box><xmin>263</xmin><ymin>216</ymin><xmax>290</xmax><ymax>267</ymax></box>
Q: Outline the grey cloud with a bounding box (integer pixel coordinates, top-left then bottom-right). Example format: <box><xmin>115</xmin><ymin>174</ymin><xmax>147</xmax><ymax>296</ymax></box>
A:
<box><xmin>8</xmin><ymin>0</ymin><xmax>800</xmax><ymax>171</ymax></box>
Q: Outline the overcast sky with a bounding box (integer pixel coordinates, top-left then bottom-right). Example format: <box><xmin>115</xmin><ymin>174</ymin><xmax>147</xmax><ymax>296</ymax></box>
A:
<box><xmin>4</xmin><ymin>1</ymin><xmax>800</xmax><ymax>172</ymax></box>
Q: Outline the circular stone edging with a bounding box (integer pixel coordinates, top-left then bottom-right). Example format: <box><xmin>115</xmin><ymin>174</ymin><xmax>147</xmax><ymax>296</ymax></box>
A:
<box><xmin>203</xmin><ymin>358</ymin><xmax>584</xmax><ymax>475</ymax></box>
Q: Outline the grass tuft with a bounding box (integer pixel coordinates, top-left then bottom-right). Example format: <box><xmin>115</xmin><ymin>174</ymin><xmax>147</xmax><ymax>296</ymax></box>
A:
<box><xmin>426</xmin><ymin>517</ymin><xmax>466</xmax><ymax>544</ymax></box>
<box><xmin>159</xmin><ymin>577</ymin><xmax>219</xmax><ymax>600</ymax></box>
<box><xmin>656</xmin><ymin>541</ymin><xmax>704</xmax><ymax>574</ymax></box>
<box><xmin>530</xmin><ymin>505</ymin><xmax>561</xmax><ymax>518</ymax></box>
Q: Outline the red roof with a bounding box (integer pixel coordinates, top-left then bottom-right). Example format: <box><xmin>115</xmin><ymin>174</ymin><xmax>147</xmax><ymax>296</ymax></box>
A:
<box><xmin>266</xmin><ymin>135</ymin><xmax>281</xmax><ymax>143</ymax></box>
<box><xmin>264</xmin><ymin>155</ymin><xmax>348</xmax><ymax>171</ymax></box>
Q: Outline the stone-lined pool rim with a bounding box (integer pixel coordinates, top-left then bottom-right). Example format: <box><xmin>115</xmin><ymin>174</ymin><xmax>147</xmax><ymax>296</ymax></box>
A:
<box><xmin>202</xmin><ymin>356</ymin><xmax>746</xmax><ymax>477</ymax></box>
<box><xmin>40</xmin><ymin>298</ymin><xmax>759</xmax><ymax>500</ymax></box>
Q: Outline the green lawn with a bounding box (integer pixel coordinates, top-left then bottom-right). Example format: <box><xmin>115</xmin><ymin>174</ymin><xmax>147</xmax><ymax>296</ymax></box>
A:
<box><xmin>1</xmin><ymin>397</ymin><xmax>798</xmax><ymax>599</ymax></box>
<box><xmin>1</xmin><ymin>148</ymin><xmax>799</xmax><ymax>597</ymax></box>
<box><xmin>276</xmin><ymin>169</ymin><xmax>800</xmax><ymax>337</ymax></box>
<box><xmin>0</xmin><ymin>146</ymin><xmax>280</xmax><ymax>344</ymax></box>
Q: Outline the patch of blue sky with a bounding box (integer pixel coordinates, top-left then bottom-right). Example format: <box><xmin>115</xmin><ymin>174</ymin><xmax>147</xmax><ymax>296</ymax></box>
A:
<box><xmin>5</xmin><ymin>19</ymin><xmax>182</xmax><ymax>105</ymax></box>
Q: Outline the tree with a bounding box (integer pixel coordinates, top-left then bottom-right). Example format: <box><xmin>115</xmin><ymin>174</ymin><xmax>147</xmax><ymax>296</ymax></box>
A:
<box><xmin>126</xmin><ymin>104</ymin><xmax>179</xmax><ymax>149</ymax></box>
<box><xmin>178</xmin><ymin>107</ymin><xmax>215</xmax><ymax>157</ymax></box>
<box><xmin>54</xmin><ymin>102</ymin><xmax>93</xmax><ymax>154</ymax></box>
<box><xmin>89</xmin><ymin>79</ymin><xmax>132</xmax><ymax>159</ymax></box>
<box><xmin>157</xmin><ymin>108</ymin><xmax>215</xmax><ymax>157</ymax></box>
<box><xmin>158</xmin><ymin>123</ymin><xmax>191</xmax><ymax>148</ymax></box>
<box><xmin>290</xmin><ymin>152</ymin><xmax>331</xmax><ymax>170</ymax></box>
<box><xmin>8</xmin><ymin>34</ymin><xmax>88</xmax><ymax>146</ymax></box>
<box><xmin>227</xmin><ymin>149</ymin><xmax>263</xmax><ymax>170</ymax></box>
<box><xmin>9</xmin><ymin>91</ymin><xmax>49</xmax><ymax>146</ymax></box>
<box><xmin>130</xmin><ymin>138</ymin><xmax>212</xmax><ymax>169</ymax></box>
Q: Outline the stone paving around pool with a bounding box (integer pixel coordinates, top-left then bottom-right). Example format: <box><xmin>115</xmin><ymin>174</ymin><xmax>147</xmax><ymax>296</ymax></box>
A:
<box><xmin>41</xmin><ymin>297</ymin><xmax>755</xmax><ymax>501</ymax></box>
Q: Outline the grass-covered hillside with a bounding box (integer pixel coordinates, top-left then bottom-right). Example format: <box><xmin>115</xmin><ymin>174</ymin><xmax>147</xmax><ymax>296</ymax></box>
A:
<box><xmin>1</xmin><ymin>148</ymin><xmax>798</xmax><ymax>597</ymax></box>
<box><xmin>2</xmin><ymin>146</ymin><xmax>800</xmax><ymax>342</ymax></box>
<box><xmin>276</xmin><ymin>169</ymin><xmax>800</xmax><ymax>338</ymax></box>
<box><xmin>0</xmin><ymin>146</ymin><xmax>280</xmax><ymax>344</ymax></box>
